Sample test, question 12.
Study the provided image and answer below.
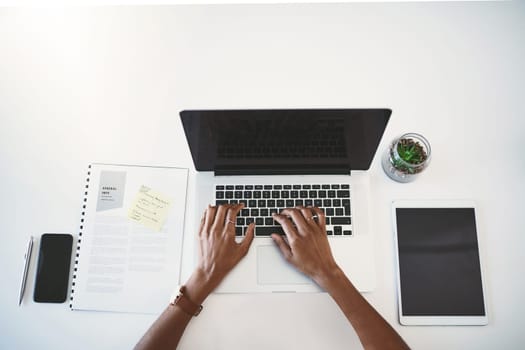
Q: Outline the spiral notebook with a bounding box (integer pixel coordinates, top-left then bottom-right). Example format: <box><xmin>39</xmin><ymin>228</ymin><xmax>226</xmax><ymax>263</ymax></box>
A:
<box><xmin>70</xmin><ymin>163</ymin><xmax>188</xmax><ymax>314</ymax></box>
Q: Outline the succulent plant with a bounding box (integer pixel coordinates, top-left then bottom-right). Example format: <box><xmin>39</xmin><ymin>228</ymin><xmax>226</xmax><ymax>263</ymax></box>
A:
<box><xmin>390</xmin><ymin>138</ymin><xmax>428</xmax><ymax>175</ymax></box>
<box><xmin>382</xmin><ymin>133</ymin><xmax>431</xmax><ymax>183</ymax></box>
<box><xmin>397</xmin><ymin>138</ymin><xmax>427</xmax><ymax>164</ymax></box>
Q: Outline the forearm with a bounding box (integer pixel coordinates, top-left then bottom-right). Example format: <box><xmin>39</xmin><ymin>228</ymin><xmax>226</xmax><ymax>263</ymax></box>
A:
<box><xmin>134</xmin><ymin>270</ymin><xmax>215</xmax><ymax>350</ymax></box>
<box><xmin>134</xmin><ymin>305</ymin><xmax>191</xmax><ymax>350</ymax></box>
<box><xmin>135</xmin><ymin>204</ymin><xmax>254</xmax><ymax>350</ymax></box>
<box><xmin>316</xmin><ymin>269</ymin><xmax>409</xmax><ymax>350</ymax></box>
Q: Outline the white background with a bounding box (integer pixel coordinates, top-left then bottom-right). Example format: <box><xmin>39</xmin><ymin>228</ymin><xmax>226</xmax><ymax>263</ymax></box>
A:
<box><xmin>1</xmin><ymin>2</ymin><xmax>524</xmax><ymax>349</ymax></box>
<box><xmin>0</xmin><ymin>0</ymin><xmax>501</xmax><ymax>7</ymax></box>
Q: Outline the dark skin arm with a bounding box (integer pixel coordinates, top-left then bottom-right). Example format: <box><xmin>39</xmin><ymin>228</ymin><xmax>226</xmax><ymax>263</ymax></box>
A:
<box><xmin>272</xmin><ymin>207</ymin><xmax>410</xmax><ymax>350</ymax></box>
<box><xmin>135</xmin><ymin>204</ymin><xmax>409</xmax><ymax>350</ymax></box>
<box><xmin>134</xmin><ymin>203</ymin><xmax>254</xmax><ymax>350</ymax></box>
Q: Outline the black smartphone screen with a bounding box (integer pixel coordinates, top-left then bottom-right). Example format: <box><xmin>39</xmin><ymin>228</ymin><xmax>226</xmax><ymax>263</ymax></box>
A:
<box><xmin>33</xmin><ymin>233</ymin><xmax>73</xmax><ymax>303</ymax></box>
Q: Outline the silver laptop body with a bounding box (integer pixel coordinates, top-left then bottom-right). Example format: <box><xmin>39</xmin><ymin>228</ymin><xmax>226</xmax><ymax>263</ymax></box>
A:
<box><xmin>180</xmin><ymin>109</ymin><xmax>391</xmax><ymax>293</ymax></box>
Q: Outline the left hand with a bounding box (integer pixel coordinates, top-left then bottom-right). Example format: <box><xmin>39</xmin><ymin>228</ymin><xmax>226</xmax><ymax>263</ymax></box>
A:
<box><xmin>186</xmin><ymin>204</ymin><xmax>255</xmax><ymax>301</ymax></box>
<box><xmin>135</xmin><ymin>204</ymin><xmax>254</xmax><ymax>350</ymax></box>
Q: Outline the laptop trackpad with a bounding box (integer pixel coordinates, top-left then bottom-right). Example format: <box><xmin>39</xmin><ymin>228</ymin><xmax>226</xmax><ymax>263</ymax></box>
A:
<box><xmin>257</xmin><ymin>245</ymin><xmax>312</xmax><ymax>285</ymax></box>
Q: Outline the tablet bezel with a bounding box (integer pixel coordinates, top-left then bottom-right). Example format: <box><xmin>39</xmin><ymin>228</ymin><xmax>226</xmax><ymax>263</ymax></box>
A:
<box><xmin>392</xmin><ymin>200</ymin><xmax>489</xmax><ymax>326</ymax></box>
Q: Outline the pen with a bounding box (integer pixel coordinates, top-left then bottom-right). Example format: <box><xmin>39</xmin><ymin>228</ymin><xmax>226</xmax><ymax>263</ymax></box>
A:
<box><xmin>18</xmin><ymin>236</ymin><xmax>33</xmax><ymax>306</ymax></box>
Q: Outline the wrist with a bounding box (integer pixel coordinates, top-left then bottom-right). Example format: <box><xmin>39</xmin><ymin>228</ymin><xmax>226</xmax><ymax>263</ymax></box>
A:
<box><xmin>312</xmin><ymin>265</ymin><xmax>347</xmax><ymax>292</ymax></box>
<box><xmin>182</xmin><ymin>268</ymin><xmax>219</xmax><ymax>305</ymax></box>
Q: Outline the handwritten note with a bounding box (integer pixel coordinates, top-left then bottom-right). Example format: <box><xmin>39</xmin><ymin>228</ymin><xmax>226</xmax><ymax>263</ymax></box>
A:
<box><xmin>128</xmin><ymin>186</ymin><xmax>172</xmax><ymax>232</ymax></box>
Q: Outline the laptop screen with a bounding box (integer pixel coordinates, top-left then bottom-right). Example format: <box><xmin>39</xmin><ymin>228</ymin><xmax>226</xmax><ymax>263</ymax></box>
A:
<box><xmin>180</xmin><ymin>109</ymin><xmax>391</xmax><ymax>175</ymax></box>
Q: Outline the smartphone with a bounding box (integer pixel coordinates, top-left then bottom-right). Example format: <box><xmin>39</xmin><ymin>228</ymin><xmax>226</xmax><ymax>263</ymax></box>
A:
<box><xmin>33</xmin><ymin>233</ymin><xmax>73</xmax><ymax>303</ymax></box>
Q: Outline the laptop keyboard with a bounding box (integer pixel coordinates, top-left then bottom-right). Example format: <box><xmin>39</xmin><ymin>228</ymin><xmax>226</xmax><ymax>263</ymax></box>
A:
<box><xmin>215</xmin><ymin>184</ymin><xmax>352</xmax><ymax>237</ymax></box>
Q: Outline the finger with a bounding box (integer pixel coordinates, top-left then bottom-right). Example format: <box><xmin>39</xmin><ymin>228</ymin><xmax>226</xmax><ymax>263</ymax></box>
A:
<box><xmin>271</xmin><ymin>234</ymin><xmax>292</xmax><ymax>261</ymax></box>
<box><xmin>311</xmin><ymin>206</ymin><xmax>327</xmax><ymax>229</ymax></box>
<box><xmin>225</xmin><ymin>203</ymin><xmax>244</xmax><ymax>224</ymax></box>
<box><xmin>240</xmin><ymin>222</ymin><xmax>255</xmax><ymax>256</ymax></box>
<box><xmin>204</xmin><ymin>205</ymin><xmax>217</xmax><ymax>235</ymax></box>
<box><xmin>198</xmin><ymin>211</ymin><xmax>206</xmax><ymax>257</ymax></box>
<box><xmin>299</xmin><ymin>206</ymin><xmax>317</xmax><ymax>227</ymax></box>
<box><xmin>272</xmin><ymin>213</ymin><xmax>298</xmax><ymax>241</ymax></box>
<box><xmin>212</xmin><ymin>204</ymin><xmax>229</xmax><ymax>232</ymax></box>
<box><xmin>224</xmin><ymin>204</ymin><xmax>244</xmax><ymax>236</ymax></box>
<box><xmin>281</xmin><ymin>208</ymin><xmax>309</xmax><ymax>234</ymax></box>
<box><xmin>198</xmin><ymin>210</ymin><xmax>206</xmax><ymax>238</ymax></box>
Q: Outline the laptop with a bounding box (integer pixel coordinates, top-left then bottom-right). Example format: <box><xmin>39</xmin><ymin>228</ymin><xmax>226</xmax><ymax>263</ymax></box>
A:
<box><xmin>180</xmin><ymin>109</ymin><xmax>391</xmax><ymax>293</ymax></box>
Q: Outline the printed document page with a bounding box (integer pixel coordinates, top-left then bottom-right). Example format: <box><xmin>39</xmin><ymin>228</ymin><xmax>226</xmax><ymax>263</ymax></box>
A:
<box><xmin>71</xmin><ymin>164</ymin><xmax>188</xmax><ymax>314</ymax></box>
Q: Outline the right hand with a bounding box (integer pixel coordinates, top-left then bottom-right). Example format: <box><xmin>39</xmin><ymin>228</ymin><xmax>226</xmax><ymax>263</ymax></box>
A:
<box><xmin>271</xmin><ymin>206</ymin><xmax>342</xmax><ymax>285</ymax></box>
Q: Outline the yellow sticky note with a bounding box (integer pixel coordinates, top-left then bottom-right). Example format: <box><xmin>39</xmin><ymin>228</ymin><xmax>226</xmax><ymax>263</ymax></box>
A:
<box><xmin>128</xmin><ymin>186</ymin><xmax>172</xmax><ymax>232</ymax></box>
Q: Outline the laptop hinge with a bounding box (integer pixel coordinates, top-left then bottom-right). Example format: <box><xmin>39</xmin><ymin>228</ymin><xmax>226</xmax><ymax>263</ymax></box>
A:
<box><xmin>214</xmin><ymin>167</ymin><xmax>351</xmax><ymax>176</ymax></box>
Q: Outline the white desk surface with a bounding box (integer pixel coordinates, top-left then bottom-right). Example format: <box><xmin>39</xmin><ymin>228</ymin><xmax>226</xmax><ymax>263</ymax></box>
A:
<box><xmin>1</xmin><ymin>2</ymin><xmax>524</xmax><ymax>349</ymax></box>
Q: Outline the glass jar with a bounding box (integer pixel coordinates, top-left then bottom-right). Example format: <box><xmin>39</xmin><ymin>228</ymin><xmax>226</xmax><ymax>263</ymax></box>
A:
<box><xmin>382</xmin><ymin>133</ymin><xmax>431</xmax><ymax>183</ymax></box>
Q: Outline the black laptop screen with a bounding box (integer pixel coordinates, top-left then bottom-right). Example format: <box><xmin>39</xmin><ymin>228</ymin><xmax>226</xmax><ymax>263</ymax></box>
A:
<box><xmin>180</xmin><ymin>109</ymin><xmax>391</xmax><ymax>174</ymax></box>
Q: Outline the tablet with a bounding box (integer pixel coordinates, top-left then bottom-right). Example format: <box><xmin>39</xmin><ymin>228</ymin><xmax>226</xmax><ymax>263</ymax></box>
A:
<box><xmin>392</xmin><ymin>200</ymin><xmax>488</xmax><ymax>326</ymax></box>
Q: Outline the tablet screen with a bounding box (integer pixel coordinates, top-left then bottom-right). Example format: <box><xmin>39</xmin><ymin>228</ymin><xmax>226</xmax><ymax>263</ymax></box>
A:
<box><xmin>396</xmin><ymin>208</ymin><xmax>485</xmax><ymax>316</ymax></box>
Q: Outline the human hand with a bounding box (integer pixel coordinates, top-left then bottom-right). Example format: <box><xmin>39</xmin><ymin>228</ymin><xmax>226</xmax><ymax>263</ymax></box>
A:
<box><xmin>271</xmin><ymin>206</ymin><xmax>342</xmax><ymax>286</ymax></box>
<box><xmin>191</xmin><ymin>204</ymin><xmax>254</xmax><ymax>296</ymax></box>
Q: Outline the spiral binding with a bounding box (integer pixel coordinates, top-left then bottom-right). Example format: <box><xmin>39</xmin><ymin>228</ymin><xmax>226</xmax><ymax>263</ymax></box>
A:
<box><xmin>69</xmin><ymin>164</ymin><xmax>92</xmax><ymax>309</ymax></box>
